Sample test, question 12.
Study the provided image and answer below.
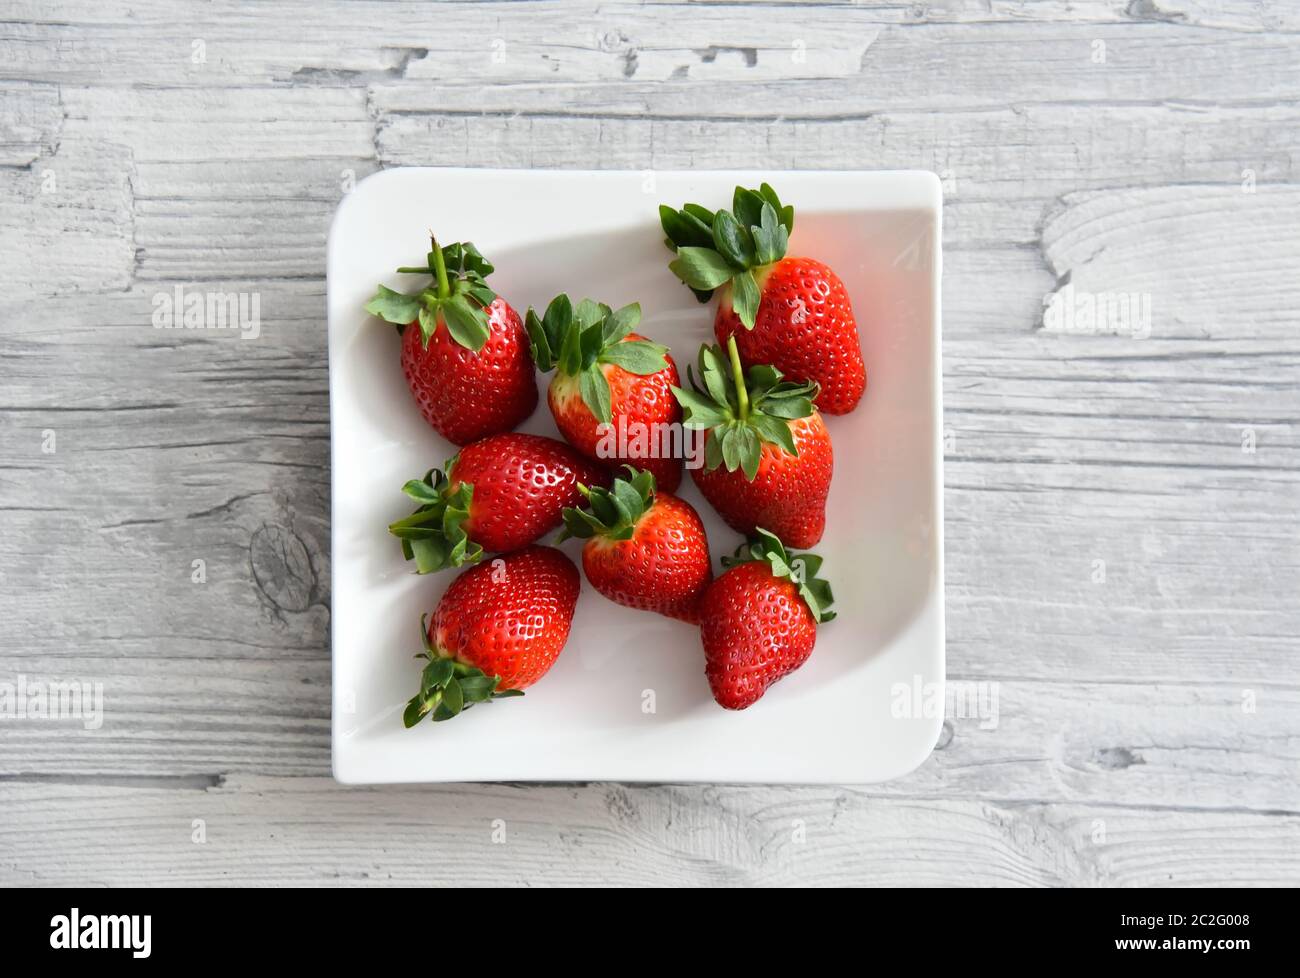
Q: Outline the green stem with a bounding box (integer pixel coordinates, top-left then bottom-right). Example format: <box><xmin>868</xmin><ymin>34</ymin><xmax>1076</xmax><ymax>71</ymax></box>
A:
<box><xmin>726</xmin><ymin>334</ymin><xmax>750</xmax><ymax>420</ymax></box>
<box><xmin>429</xmin><ymin>235</ymin><xmax>451</xmax><ymax>299</ymax></box>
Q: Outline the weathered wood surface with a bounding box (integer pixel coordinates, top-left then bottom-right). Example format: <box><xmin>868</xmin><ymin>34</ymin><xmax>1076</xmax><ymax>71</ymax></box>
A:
<box><xmin>0</xmin><ymin>0</ymin><xmax>1297</xmax><ymax>886</ymax></box>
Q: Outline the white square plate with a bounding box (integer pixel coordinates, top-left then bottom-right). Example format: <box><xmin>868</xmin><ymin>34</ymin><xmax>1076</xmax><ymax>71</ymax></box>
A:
<box><xmin>328</xmin><ymin>168</ymin><xmax>943</xmax><ymax>784</ymax></box>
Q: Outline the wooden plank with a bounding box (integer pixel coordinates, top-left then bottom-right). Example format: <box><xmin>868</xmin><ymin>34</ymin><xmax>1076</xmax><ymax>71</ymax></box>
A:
<box><xmin>1</xmin><ymin>775</ymin><xmax>1296</xmax><ymax>886</ymax></box>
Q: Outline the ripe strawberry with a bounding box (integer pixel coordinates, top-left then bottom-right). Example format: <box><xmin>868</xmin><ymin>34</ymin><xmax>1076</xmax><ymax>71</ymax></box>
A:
<box><xmin>561</xmin><ymin>466</ymin><xmax>712</xmax><ymax>623</ymax></box>
<box><xmin>526</xmin><ymin>295</ymin><xmax>683</xmax><ymax>492</ymax></box>
<box><xmin>389</xmin><ymin>432</ymin><xmax>609</xmax><ymax>573</ymax></box>
<box><xmin>366</xmin><ymin>238</ymin><xmax>537</xmax><ymax>445</ymax></box>
<box><xmin>660</xmin><ymin>183</ymin><xmax>866</xmax><ymax>415</ymax></box>
<box><xmin>700</xmin><ymin>529</ymin><xmax>836</xmax><ymax>710</ymax></box>
<box><xmin>673</xmin><ymin>337</ymin><xmax>833</xmax><ymax>549</ymax></box>
<box><xmin>403</xmin><ymin>545</ymin><xmax>580</xmax><ymax>726</ymax></box>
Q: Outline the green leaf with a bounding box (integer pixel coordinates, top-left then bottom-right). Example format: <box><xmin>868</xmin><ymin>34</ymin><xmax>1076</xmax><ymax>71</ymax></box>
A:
<box><xmin>431</xmin><ymin>701</ymin><xmax>457</xmax><ymax>722</ymax></box>
<box><xmin>558</xmin><ymin>312</ymin><xmax>584</xmax><ymax>375</ymax></box>
<box><xmin>417</xmin><ymin>306</ymin><xmax>439</xmax><ymax>347</ymax></box>
<box><xmin>749</xmin><ymin>412</ymin><xmax>798</xmax><ymax>456</ymax></box>
<box><xmin>704</xmin><ymin>431</ymin><xmax>724</xmax><ymax>470</ymax></box>
<box><xmin>419</xmin><ymin>613</ymin><xmax>435</xmax><ymax>655</ymax></box>
<box><xmin>421</xmin><ymin>657</ymin><xmax>455</xmax><ymax>695</ymax></box>
<box><xmin>659</xmin><ymin>205</ymin><xmax>715</xmax><ymax>250</ymax></box>
<box><xmin>602</xmin><ymin>303</ymin><xmax>642</xmax><ymax>344</ymax></box>
<box><xmin>458</xmin><ymin>241</ymin><xmax>495</xmax><ymax>278</ymax></box>
<box><xmin>579</xmin><ymin>320</ymin><xmax>605</xmax><ymax>369</ymax></box>
<box><xmin>579</xmin><ymin>366</ymin><xmax>613</xmax><ymax>424</ymax></box>
<box><xmin>543</xmin><ymin>293</ymin><xmax>573</xmax><ymax>346</ymax></box>
<box><xmin>746</xmin><ymin>364</ymin><xmax>782</xmax><ymax>398</ymax></box>
<box><xmin>458</xmin><ymin>674</ymin><xmax>497</xmax><ymax>702</ymax></box>
<box><xmin>629</xmin><ymin>467</ymin><xmax>655</xmax><ymax>499</ymax></box>
<box><xmin>587</xmin><ymin>488</ymin><xmax>619</xmax><ymax>526</ymax></box>
<box><xmin>400</xmin><ymin>479</ymin><xmax>442</xmax><ymax>504</ymax></box>
<box><xmin>441</xmin><ymin>676</ymin><xmax>464</xmax><ymax>716</ymax></box>
<box><xmin>560</xmin><ymin>506</ymin><xmax>604</xmax><ymax>540</ymax></box>
<box><xmin>611</xmin><ymin>478</ymin><xmax>645</xmax><ymax>521</ymax></box>
<box><xmin>668</xmin><ymin>247</ymin><xmax>735</xmax><ymax>291</ymax></box>
<box><xmin>606</xmin><ymin>488</ymin><xmax>633</xmax><ymax>525</ymax></box>
<box><xmin>376</xmin><ymin>238</ymin><xmax>501</xmax><ymax>342</ymax></box>
<box><xmin>735</xmin><ymin>424</ymin><xmax>761</xmax><ymax>481</ymax></box>
<box><xmin>600</xmin><ymin>339</ymin><xmax>667</xmax><ymax>376</ymax></box>
<box><xmin>732</xmin><ymin>186</ymin><xmax>765</xmax><ymax>231</ymax></box>
<box><xmin>388</xmin><ymin>509</ymin><xmax>444</xmax><ymax>535</ymax></box>
<box><xmin>409</xmin><ymin>537</ymin><xmax>448</xmax><ymax>574</ymax></box>
<box><xmin>720</xmin><ymin>425</ymin><xmax>742</xmax><ymax>472</ymax></box>
<box><xmin>440</xmin><ymin>296</ymin><xmax>490</xmax><ymax>352</ymax></box>
<box><xmin>683</xmin><ymin>203</ymin><xmax>716</xmax><ymax>226</ymax></box>
<box><xmin>661</xmin><ymin>187</ymin><xmax>792</xmax><ymax>304</ymax></box>
<box><xmin>465</xmin><ymin>283</ymin><xmax>496</xmax><ymax>308</ymax></box>
<box><xmin>389</xmin><ymin>469</ymin><xmax>482</xmax><ymax>574</ymax></box>
<box><xmin>563</xmin><ymin>467</ymin><xmax>657</xmax><ymax>543</ymax></box>
<box><xmin>573</xmin><ymin>298</ymin><xmax>607</xmax><ymax>331</ymax></box>
<box><xmin>791</xmin><ymin>553</ymin><xmax>823</xmax><ymax>582</ymax></box>
<box><xmin>752</xmin><ymin>202</ymin><xmax>782</xmax><ymax>265</ymax></box>
<box><xmin>365</xmin><ymin>285</ymin><xmax>422</xmax><ymax>326</ymax></box>
<box><xmin>731</xmin><ymin>270</ymin><xmax>760</xmax><ymax>330</ymax></box>
<box><xmin>403</xmin><ymin>693</ymin><xmax>434</xmax><ymax>728</ymax></box>
<box><xmin>672</xmin><ymin>387</ymin><xmax>729</xmax><ymax>428</ymax></box>
<box><xmin>697</xmin><ymin>345</ymin><xmax>731</xmax><ymax>406</ymax></box>
<box><xmin>759</xmin><ymin>391</ymin><xmax>815</xmax><ymax>420</ymax></box>
<box><xmin>525</xmin><ymin>307</ymin><xmax>554</xmax><ymax>371</ymax></box>
<box><xmin>758</xmin><ymin>182</ymin><xmax>794</xmax><ymax>233</ymax></box>
<box><xmin>711</xmin><ymin>210</ymin><xmax>754</xmax><ymax>269</ymax></box>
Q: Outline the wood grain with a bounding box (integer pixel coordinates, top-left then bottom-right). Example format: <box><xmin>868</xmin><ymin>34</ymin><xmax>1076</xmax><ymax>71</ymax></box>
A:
<box><xmin>0</xmin><ymin>0</ymin><xmax>1297</xmax><ymax>886</ymax></box>
<box><xmin>2</xmin><ymin>775</ymin><xmax>1296</xmax><ymax>886</ymax></box>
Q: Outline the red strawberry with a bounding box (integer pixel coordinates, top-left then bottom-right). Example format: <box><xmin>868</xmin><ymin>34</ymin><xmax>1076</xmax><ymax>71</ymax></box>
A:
<box><xmin>389</xmin><ymin>433</ymin><xmax>608</xmax><ymax>573</ymax></box>
<box><xmin>366</xmin><ymin>238</ymin><xmax>537</xmax><ymax>445</ymax></box>
<box><xmin>674</xmin><ymin>337</ymin><xmax>833</xmax><ymax>549</ymax></box>
<box><xmin>699</xmin><ymin>529</ymin><xmax>836</xmax><ymax>710</ymax></box>
<box><xmin>561</xmin><ymin>466</ymin><xmax>712</xmax><ymax>623</ymax></box>
<box><xmin>660</xmin><ymin>183</ymin><xmax>866</xmax><ymax>415</ymax></box>
<box><xmin>526</xmin><ymin>295</ymin><xmax>683</xmax><ymax>492</ymax></box>
<box><xmin>403</xmin><ymin>545</ymin><xmax>580</xmax><ymax>726</ymax></box>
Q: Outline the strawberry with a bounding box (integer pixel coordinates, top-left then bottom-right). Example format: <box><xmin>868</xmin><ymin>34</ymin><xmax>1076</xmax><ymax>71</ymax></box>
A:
<box><xmin>403</xmin><ymin>545</ymin><xmax>580</xmax><ymax>726</ymax></box>
<box><xmin>699</xmin><ymin>529</ymin><xmax>836</xmax><ymax>710</ymax></box>
<box><xmin>526</xmin><ymin>295</ymin><xmax>684</xmax><ymax>492</ymax></box>
<box><xmin>673</xmin><ymin>337</ymin><xmax>832</xmax><ymax>549</ymax></box>
<box><xmin>660</xmin><ymin>183</ymin><xmax>866</xmax><ymax>415</ymax></box>
<box><xmin>389</xmin><ymin>432</ymin><xmax>608</xmax><ymax>573</ymax></box>
<box><xmin>561</xmin><ymin>466</ymin><xmax>712</xmax><ymax>623</ymax></box>
<box><xmin>366</xmin><ymin>238</ymin><xmax>537</xmax><ymax>445</ymax></box>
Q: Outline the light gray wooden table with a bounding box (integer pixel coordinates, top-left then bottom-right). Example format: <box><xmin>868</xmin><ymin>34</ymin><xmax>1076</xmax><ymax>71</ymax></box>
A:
<box><xmin>2</xmin><ymin>0</ymin><xmax>1297</xmax><ymax>886</ymax></box>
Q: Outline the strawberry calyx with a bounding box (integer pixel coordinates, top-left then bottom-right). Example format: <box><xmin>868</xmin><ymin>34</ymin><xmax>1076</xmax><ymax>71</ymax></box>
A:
<box><xmin>723</xmin><ymin>528</ymin><xmax>836</xmax><ymax>624</ymax></box>
<box><xmin>403</xmin><ymin>613</ymin><xmax>524</xmax><ymax>727</ymax></box>
<box><xmin>387</xmin><ymin>463</ymin><xmax>482</xmax><ymax>573</ymax></box>
<box><xmin>525</xmin><ymin>295</ymin><xmax>669</xmax><ymax>424</ymax></box>
<box><xmin>672</xmin><ymin>335</ymin><xmax>817</xmax><ymax>481</ymax></box>
<box><xmin>364</xmin><ymin>237</ymin><xmax>498</xmax><ymax>352</ymax></box>
<box><xmin>559</xmin><ymin>465</ymin><xmax>656</xmax><ymax>543</ymax></box>
<box><xmin>659</xmin><ymin>183</ymin><xmax>795</xmax><ymax>329</ymax></box>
